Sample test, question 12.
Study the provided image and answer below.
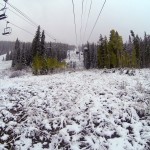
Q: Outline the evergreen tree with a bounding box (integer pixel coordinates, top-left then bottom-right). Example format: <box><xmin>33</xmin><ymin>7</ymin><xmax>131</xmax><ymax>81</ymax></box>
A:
<box><xmin>6</xmin><ymin>51</ymin><xmax>10</xmax><ymax>61</ymax></box>
<box><xmin>108</xmin><ymin>30</ymin><xmax>118</xmax><ymax>68</ymax></box>
<box><xmin>116</xmin><ymin>32</ymin><xmax>123</xmax><ymax>67</ymax></box>
<box><xmin>130</xmin><ymin>30</ymin><xmax>140</xmax><ymax>67</ymax></box>
<box><xmin>21</xmin><ymin>43</ymin><xmax>26</xmax><ymax>66</ymax></box>
<box><xmin>12</xmin><ymin>38</ymin><xmax>21</xmax><ymax>67</ymax></box>
<box><xmin>83</xmin><ymin>29</ymin><xmax>150</xmax><ymax>69</ymax></box>
<box><xmin>131</xmin><ymin>48</ymin><xmax>137</xmax><ymax>67</ymax></box>
<box><xmin>31</xmin><ymin>26</ymin><xmax>41</xmax><ymax>58</ymax></box>
<box><xmin>25</xmin><ymin>43</ymin><xmax>32</xmax><ymax>66</ymax></box>
<box><xmin>90</xmin><ymin>43</ymin><xmax>97</xmax><ymax>68</ymax></box>
<box><xmin>104</xmin><ymin>36</ymin><xmax>109</xmax><ymax>68</ymax></box>
<box><xmin>143</xmin><ymin>33</ymin><xmax>150</xmax><ymax>67</ymax></box>
<box><xmin>123</xmin><ymin>36</ymin><xmax>134</xmax><ymax>67</ymax></box>
<box><xmin>40</xmin><ymin>30</ymin><xmax>46</xmax><ymax>56</ymax></box>
<box><xmin>98</xmin><ymin>35</ymin><xmax>105</xmax><ymax>68</ymax></box>
<box><xmin>108</xmin><ymin>30</ymin><xmax>124</xmax><ymax>68</ymax></box>
<box><xmin>97</xmin><ymin>35</ymin><xmax>108</xmax><ymax>68</ymax></box>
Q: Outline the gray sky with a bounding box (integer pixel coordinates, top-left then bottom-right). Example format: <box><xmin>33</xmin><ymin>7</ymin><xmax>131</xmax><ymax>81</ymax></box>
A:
<box><xmin>0</xmin><ymin>0</ymin><xmax>150</xmax><ymax>45</ymax></box>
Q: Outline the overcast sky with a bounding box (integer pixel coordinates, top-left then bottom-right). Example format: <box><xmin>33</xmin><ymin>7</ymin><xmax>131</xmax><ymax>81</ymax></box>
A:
<box><xmin>0</xmin><ymin>0</ymin><xmax>150</xmax><ymax>45</ymax></box>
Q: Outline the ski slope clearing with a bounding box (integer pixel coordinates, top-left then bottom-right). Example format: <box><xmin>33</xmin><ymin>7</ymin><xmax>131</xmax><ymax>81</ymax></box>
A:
<box><xmin>0</xmin><ymin>67</ymin><xmax>150</xmax><ymax>150</ymax></box>
<box><xmin>65</xmin><ymin>49</ymin><xmax>84</xmax><ymax>70</ymax></box>
<box><xmin>0</xmin><ymin>54</ymin><xmax>12</xmax><ymax>71</ymax></box>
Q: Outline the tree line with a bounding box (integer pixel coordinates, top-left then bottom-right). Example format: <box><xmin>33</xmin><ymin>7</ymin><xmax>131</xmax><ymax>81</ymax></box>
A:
<box><xmin>10</xmin><ymin>26</ymin><xmax>71</xmax><ymax>74</ymax></box>
<box><xmin>84</xmin><ymin>30</ymin><xmax>150</xmax><ymax>69</ymax></box>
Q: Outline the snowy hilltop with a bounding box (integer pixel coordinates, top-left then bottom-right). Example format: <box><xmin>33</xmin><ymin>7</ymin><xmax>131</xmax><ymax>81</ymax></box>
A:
<box><xmin>0</xmin><ymin>53</ymin><xmax>150</xmax><ymax>150</ymax></box>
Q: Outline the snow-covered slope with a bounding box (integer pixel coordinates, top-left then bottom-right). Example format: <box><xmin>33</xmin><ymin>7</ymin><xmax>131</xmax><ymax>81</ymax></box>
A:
<box><xmin>0</xmin><ymin>54</ymin><xmax>12</xmax><ymax>70</ymax></box>
<box><xmin>65</xmin><ymin>49</ymin><xmax>84</xmax><ymax>69</ymax></box>
<box><xmin>0</xmin><ymin>67</ymin><xmax>150</xmax><ymax>149</ymax></box>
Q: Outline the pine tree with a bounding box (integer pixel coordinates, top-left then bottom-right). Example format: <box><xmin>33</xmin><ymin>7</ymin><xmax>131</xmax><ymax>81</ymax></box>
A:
<box><xmin>146</xmin><ymin>35</ymin><xmax>150</xmax><ymax>67</ymax></box>
<box><xmin>108</xmin><ymin>30</ymin><xmax>118</xmax><ymax>68</ymax></box>
<box><xmin>108</xmin><ymin>30</ymin><xmax>124</xmax><ymax>68</ymax></box>
<box><xmin>141</xmin><ymin>32</ymin><xmax>147</xmax><ymax>68</ymax></box>
<box><xmin>6</xmin><ymin>51</ymin><xmax>10</xmax><ymax>61</ymax></box>
<box><xmin>21</xmin><ymin>43</ymin><xmax>26</xmax><ymax>66</ymax></box>
<box><xmin>98</xmin><ymin>35</ymin><xmax>105</xmax><ymax>68</ymax></box>
<box><xmin>116</xmin><ymin>33</ymin><xmax>123</xmax><ymax>67</ymax></box>
<box><xmin>123</xmin><ymin>36</ymin><xmax>134</xmax><ymax>67</ymax></box>
<box><xmin>25</xmin><ymin>43</ymin><xmax>32</xmax><ymax>66</ymax></box>
<box><xmin>31</xmin><ymin>28</ymin><xmax>49</xmax><ymax>74</ymax></box>
<box><xmin>31</xmin><ymin>26</ymin><xmax>41</xmax><ymax>59</ymax></box>
<box><xmin>97</xmin><ymin>35</ymin><xmax>108</xmax><ymax>68</ymax></box>
<box><xmin>131</xmin><ymin>48</ymin><xmax>137</xmax><ymax>68</ymax></box>
<box><xmin>104</xmin><ymin>36</ymin><xmax>109</xmax><ymax>68</ymax></box>
<box><xmin>130</xmin><ymin>30</ymin><xmax>140</xmax><ymax>67</ymax></box>
<box><xmin>40</xmin><ymin>30</ymin><xmax>45</xmax><ymax>56</ymax></box>
<box><xmin>144</xmin><ymin>33</ymin><xmax>150</xmax><ymax>67</ymax></box>
<box><xmin>93</xmin><ymin>43</ymin><xmax>98</xmax><ymax>68</ymax></box>
<box><xmin>12</xmin><ymin>38</ymin><xmax>21</xmax><ymax>67</ymax></box>
<box><xmin>90</xmin><ymin>43</ymin><xmax>96</xmax><ymax>68</ymax></box>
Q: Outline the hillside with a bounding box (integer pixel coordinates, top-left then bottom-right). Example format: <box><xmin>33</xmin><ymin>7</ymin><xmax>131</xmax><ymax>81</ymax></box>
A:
<box><xmin>0</xmin><ymin>53</ymin><xmax>150</xmax><ymax>150</ymax></box>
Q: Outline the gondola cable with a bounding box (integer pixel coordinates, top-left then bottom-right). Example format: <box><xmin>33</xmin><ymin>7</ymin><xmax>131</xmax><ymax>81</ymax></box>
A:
<box><xmin>87</xmin><ymin>0</ymin><xmax>107</xmax><ymax>41</ymax></box>
<box><xmin>4</xmin><ymin>0</ymin><xmax>57</xmax><ymax>41</ymax></box>
<box><xmin>82</xmin><ymin>0</ymin><xmax>92</xmax><ymax>44</ymax></box>
<box><xmin>80</xmin><ymin>0</ymin><xmax>84</xmax><ymax>45</ymax></box>
<box><xmin>71</xmin><ymin>0</ymin><xmax>78</xmax><ymax>48</ymax></box>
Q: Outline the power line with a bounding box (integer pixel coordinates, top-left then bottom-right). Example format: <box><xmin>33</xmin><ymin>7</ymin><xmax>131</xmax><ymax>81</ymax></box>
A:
<box><xmin>88</xmin><ymin>0</ymin><xmax>107</xmax><ymax>41</ymax></box>
<box><xmin>0</xmin><ymin>3</ymin><xmax>37</xmax><ymax>28</ymax></box>
<box><xmin>4</xmin><ymin>0</ymin><xmax>57</xmax><ymax>41</ymax></box>
<box><xmin>9</xmin><ymin>6</ymin><xmax>56</xmax><ymax>41</ymax></box>
<box><xmin>7</xmin><ymin>1</ymin><xmax>56</xmax><ymax>40</ymax></box>
<box><xmin>44</xmin><ymin>31</ymin><xmax>56</xmax><ymax>41</ymax></box>
<box><xmin>1</xmin><ymin>2</ymin><xmax>58</xmax><ymax>42</ymax></box>
<box><xmin>83</xmin><ymin>0</ymin><xmax>88</xmax><ymax>16</ymax></box>
<box><xmin>1</xmin><ymin>2</ymin><xmax>57</xmax><ymax>41</ymax></box>
<box><xmin>80</xmin><ymin>0</ymin><xmax>84</xmax><ymax>45</ymax></box>
<box><xmin>71</xmin><ymin>0</ymin><xmax>78</xmax><ymax>47</ymax></box>
<box><xmin>8</xmin><ymin>9</ymin><xmax>37</xmax><ymax>28</ymax></box>
<box><xmin>6</xmin><ymin>1</ymin><xmax>38</xmax><ymax>27</ymax></box>
<box><xmin>83</xmin><ymin>0</ymin><xmax>92</xmax><ymax>44</ymax></box>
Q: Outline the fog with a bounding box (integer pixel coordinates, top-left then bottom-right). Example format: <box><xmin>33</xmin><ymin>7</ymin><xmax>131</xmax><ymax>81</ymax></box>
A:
<box><xmin>0</xmin><ymin>0</ymin><xmax>150</xmax><ymax>45</ymax></box>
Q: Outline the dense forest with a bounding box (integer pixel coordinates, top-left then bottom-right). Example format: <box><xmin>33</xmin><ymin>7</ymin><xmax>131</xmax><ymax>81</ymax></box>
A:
<box><xmin>1</xmin><ymin>28</ymin><xmax>150</xmax><ymax>75</ymax></box>
<box><xmin>2</xmin><ymin>26</ymin><xmax>75</xmax><ymax>74</ymax></box>
<box><xmin>84</xmin><ymin>30</ymin><xmax>150</xmax><ymax>69</ymax></box>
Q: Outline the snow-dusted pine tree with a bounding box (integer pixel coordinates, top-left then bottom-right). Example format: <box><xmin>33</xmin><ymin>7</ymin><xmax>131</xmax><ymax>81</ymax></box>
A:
<box><xmin>40</xmin><ymin>30</ymin><xmax>45</xmax><ymax>56</ymax></box>
<box><xmin>12</xmin><ymin>38</ymin><xmax>21</xmax><ymax>67</ymax></box>
<box><xmin>31</xmin><ymin>26</ymin><xmax>41</xmax><ymax>59</ymax></box>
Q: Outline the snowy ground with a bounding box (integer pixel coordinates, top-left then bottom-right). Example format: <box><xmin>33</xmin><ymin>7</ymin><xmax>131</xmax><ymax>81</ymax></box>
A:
<box><xmin>0</xmin><ymin>54</ymin><xmax>150</xmax><ymax>150</ymax></box>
